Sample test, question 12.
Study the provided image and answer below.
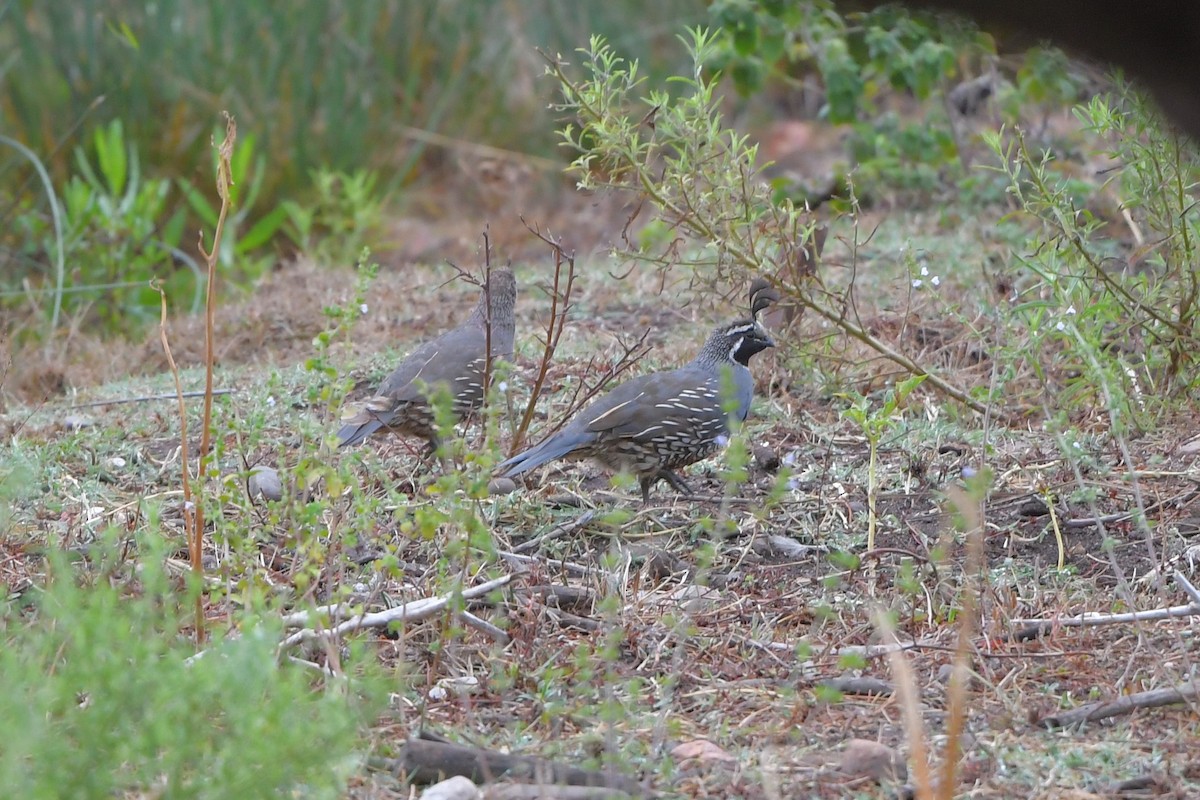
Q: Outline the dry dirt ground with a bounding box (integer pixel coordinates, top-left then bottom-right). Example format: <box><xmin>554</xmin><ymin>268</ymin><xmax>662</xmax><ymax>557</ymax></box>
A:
<box><xmin>3</xmin><ymin>174</ymin><xmax>1200</xmax><ymax>797</ymax></box>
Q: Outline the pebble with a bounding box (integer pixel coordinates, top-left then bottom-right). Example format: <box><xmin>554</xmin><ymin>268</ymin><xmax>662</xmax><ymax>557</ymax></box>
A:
<box><xmin>248</xmin><ymin>465</ymin><xmax>283</xmax><ymax>501</ymax></box>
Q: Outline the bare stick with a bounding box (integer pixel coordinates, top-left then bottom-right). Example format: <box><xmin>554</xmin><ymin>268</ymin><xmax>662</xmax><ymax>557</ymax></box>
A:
<box><xmin>378</xmin><ymin>734</ymin><xmax>645</xmax><ymax>796</ymax></box>
<box><xmin>1173</xmin><ymin>569</ymin><xmax>1200</xmax><ymax>606</ymax></box>
<box><xmin>1011</xmin><ymin>602</ymin><xmax>1200</xmax><ymax>640</ymax></box>
<box><xmin>496</xmin><ymin>550</ymin><xmax>602</xmax><ymax>579</ymax></box>
<box><xmin>461</xmin><ymin>610</ymin><xmax>509</xmax><ymax>644</ymax></box>
<box><xmin>69</xmin><ymin>389</ymin><xmax>235</xmax><ymax>408</ymax></box>
<box><xmin>512</xmin><ymin>509</ymin><xmax>597</xmax><ymax>554</ymax></box>
<box><xmin>280</xmin><ymin>575</ymin><xmax>512</xmax><ymax>650</ymax></box>
<box><xmin>1041</xmin><ymin>681</ymin><xmax>1199</xmax><ymax>729</ymax></box>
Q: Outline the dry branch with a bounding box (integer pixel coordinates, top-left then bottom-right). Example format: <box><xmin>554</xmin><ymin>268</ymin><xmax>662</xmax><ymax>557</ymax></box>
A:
<box><xmin>1011</xmin><ymin>602</ymin><xmax>1200</xmax><ymax>641</ymax></box>
<box><xmin>512</xmin><ymin>509</ymin><xmax>597</xmax><ymax>554</ymax></box>
<box><xmin>509</xmin><ymin>221</ymin><xmax>577</xmax><ymax>455</ymax></box>
<box><xmin>1041</xmin><ymin>681</ymin><xmax>1199</xmax><ymax>729</ymax></box>
<box><xmin>815</xmin><ymin>676</ymin><xmax>893</xmax><ymax>696</ymax></box>
<box><xmin>280</xmin><ymin>575</ymin><xmax>512</xmax><ymax>650</ymax></box>
<box><xmin>379</xmin><ymin>735</ymin><xmax>646</xmax><ymax>797</ymax></box>
<box><xmin>69</xmin><ymin>388</ymin><xmax>235</xmax><ymax>408</ymax></box>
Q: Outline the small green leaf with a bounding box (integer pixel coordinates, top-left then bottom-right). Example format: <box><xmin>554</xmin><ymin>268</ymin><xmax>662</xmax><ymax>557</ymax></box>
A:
<box><xmin>237</xmin><ymin>205</ymin><xmax>289</xmax><ymax>253</ymax></box>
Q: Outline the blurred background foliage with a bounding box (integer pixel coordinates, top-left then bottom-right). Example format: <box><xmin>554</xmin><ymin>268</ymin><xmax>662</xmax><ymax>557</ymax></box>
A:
<box><xmin>0</xmin><ymin>0</ymin><xmax>706</xmax><ymax>334</ymax></box>
<box><xmin>0</xmin><ymin>0</ymin><xmax>1102</xmax><ymax>343</ymax></box>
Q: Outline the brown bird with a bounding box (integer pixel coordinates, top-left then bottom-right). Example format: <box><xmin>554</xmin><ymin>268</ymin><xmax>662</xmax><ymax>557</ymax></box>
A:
<box><xmin>337</xmin><ymin>268</ymin><xmax>517</xmax><ymax>453</ymax></box>
<box><xmin>497</xmin><ymin>280</ymin><xmax>777</xmax><ymax>503</ymax></box>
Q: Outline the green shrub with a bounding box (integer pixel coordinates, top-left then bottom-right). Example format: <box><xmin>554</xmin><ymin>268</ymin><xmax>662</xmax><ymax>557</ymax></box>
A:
<box><xmin>0</xmin><ymin>535</ymin><xmax>379</xmax><ymax>799</ymax></box>
<box><xmin>983</xmin><ymin>78</ymin><xmax>1200</xmax><ymax>413</ymax></box>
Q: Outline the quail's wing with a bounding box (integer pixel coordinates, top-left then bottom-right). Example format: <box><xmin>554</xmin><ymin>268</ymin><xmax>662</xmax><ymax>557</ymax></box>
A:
<box><xmin>582</xmin><ymin>367</ymin><xmax>726</xmax><ymax>440</ymax></box>
<box><xmin>377</xmin><ymin>327</ymin><xmax>485</xmax><ymax>403</ymax></box>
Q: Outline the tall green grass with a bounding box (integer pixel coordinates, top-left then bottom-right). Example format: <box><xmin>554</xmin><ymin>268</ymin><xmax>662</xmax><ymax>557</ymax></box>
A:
<box><xmin>1</xmin><ymin>0</ymin><xmax>705</xmax><ymax>197</ymax></box>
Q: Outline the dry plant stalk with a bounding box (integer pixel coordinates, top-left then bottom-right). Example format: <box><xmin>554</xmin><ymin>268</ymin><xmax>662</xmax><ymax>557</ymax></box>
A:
<box><xmin>878</xmin><ymin>485</ymin><xmax>984</xmax><ymax>800</ymax></box>
<box><xmin>508</xmin><ymin>220</ymin><xmax>578</xmax><ymax>455</ymax></box>
<box><xmin>178</xmin><ymin>112</ymin><xmax>237</xmax><ymax>642</ymax></box>
<box><xmin>937</xmin><ymin>486</ymin><xmax>985</xmax><ymax>800</ymax></box>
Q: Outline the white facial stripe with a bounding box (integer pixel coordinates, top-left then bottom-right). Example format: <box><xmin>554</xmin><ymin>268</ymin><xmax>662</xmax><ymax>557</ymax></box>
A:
<box><xmin>728</xmin><ymin>337</ymin><xmax>745</xmax><ymax>362</ymax></box>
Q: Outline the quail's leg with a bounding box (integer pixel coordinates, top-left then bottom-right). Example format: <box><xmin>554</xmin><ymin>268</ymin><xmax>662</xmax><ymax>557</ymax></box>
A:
<box><xmin>421</xmin><ymin>437</ymin><xmax>442</xmax><ymax>460</ymax></box>
<box><xmin>656</xmin><ymin>469</ymin><xmax>693</xmax><ymax>496</ymax></box>
<box><xmin>639</xmin><ymin>476</ymin><xmax>654</xmax><ymax>505</ymax></box>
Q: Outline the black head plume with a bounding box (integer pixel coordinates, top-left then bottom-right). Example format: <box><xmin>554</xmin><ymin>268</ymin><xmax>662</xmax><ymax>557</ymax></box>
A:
<box><xmin>748</xmin><ymin>277</ymin><xmax>780</xmax><ymax>319</ymax></box>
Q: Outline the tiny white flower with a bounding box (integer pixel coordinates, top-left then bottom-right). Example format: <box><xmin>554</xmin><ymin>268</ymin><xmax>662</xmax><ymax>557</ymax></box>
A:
<box><xmin>184</xmin><ymin>500</ymin><xmax>196</xmax><ymax>512</ymax></box>
<box><xmin>1125</xmin><ymin>368</ymin><xmax>1136</xmax><ymax>379</ymax></box>
<box><xmin>359</xmin><ymin>303</ymin><xmax>369</xmax><ymax>315</ymax></box>
<box><xmin>912</xmin><ymin>279</ymin><xmax>923</xmax><ymax>288</ymax></box>
<box><xmin>266</xmin><ymin>395</ymin><xmax>276</xmax><ymax>408</ymax></box>
<box><xmin>715</xmin><ymin>434</ymin><xmax>730</xmax><ymax>448</ymax></box>
<box><xmin>920</xmin><ymin>264</ymin><xmax>929</xmax><ymax>277</ymax></box>
<box><xmin>782</xmin><ymin>450</ymin><xmax>798</xmax><ymax>467</ymax></box>
<box><xmin>1056</xmin><ymin>321</ymin><xmax>1067</xmax><ymax>331</ymax></box>
<box><xmin>786</xmin><ymin>476</ymin><xmax>801</xmax><ymax>491</ymax></box>
<box><xmin>931</xmin><ymin>275</ymin><xmax>940</xmax><ymax>287</ymax></box>
<box><xmin>961</xmin><ymin>466</ymin><xmax>977</xmax><ymax>479</ymax></box>
<box><xmin>427</xmin><ymin>686</ymin><xmax>448</xmax><ymax>701</ymax></box>
<box><xmin>1066</xmin><ymin>305</ymin><xmax>1076</xmax><ymax>315</ymax></box>
<box><xmin>497</xmin><ymin>381</ymin><xmax>508</xmax><ymax>393</ymax></box>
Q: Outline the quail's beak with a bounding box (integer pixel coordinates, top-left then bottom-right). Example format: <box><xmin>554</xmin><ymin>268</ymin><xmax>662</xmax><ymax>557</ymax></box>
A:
<box><xmin>763</xmin><ymin>334</ymin><xmax>776</xmax><ymax>349</ymax></box>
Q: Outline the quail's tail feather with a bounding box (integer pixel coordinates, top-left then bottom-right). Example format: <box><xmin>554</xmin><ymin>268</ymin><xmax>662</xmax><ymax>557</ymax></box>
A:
<box><xmin>337</xmin><ymin>419</ymin><xmax>384</xmax><ymax>448</ymax></box>
<box><xmin>498</xmin><ymin>430</ymin><xmax>593</xmax><ymax>477</ymax></box>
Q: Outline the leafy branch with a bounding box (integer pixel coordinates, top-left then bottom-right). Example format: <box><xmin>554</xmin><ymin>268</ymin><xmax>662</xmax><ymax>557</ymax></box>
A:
<box><xmin>545</xmin><ymin>31</ymin><xmax>988</xmax><ymax>416</ymax></box>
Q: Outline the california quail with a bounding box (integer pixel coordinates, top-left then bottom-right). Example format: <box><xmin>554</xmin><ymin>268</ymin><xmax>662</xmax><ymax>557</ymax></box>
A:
<box><xmin>337</xmin><ymin>268</ymin><xmax>517</xmax><ymax>452</ymax></box>
<box><xmin>497</xmin><ymin>280</ymin><xmax>777</xmax><ymax>503</ymax></box>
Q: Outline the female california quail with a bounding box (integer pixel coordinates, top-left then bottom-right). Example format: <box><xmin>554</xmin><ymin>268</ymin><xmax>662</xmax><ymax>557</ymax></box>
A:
<box><xmin>337</xmin><ymin>268</ymin><xmax>517</xmax><ymax>452</ymax></box>
<box><xmin>497</xmin><ymin>280</ymin><xmax>777</xmax><ymax>503</ymax></box>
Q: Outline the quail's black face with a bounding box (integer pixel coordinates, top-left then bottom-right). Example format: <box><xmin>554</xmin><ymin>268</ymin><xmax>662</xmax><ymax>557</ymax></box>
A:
<box><xmin>725</xmin><ymin>320</ymin><xmax>775</xmax><ymax>366</ymax></box>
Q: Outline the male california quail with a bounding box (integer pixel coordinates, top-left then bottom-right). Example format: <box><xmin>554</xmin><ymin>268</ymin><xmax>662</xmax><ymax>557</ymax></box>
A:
<box><xmin>497</xmin><ymin>280</ymin><xmax>777</xmax><ymax>503</ymax></box>
<box><xmin>337</xmin><ymin>268</ymin><xmax>517</xmax><ymax>452</ymax></box>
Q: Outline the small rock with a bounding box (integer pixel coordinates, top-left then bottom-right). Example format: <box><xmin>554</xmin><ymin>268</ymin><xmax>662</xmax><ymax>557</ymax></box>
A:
<box><xmin>419</xmin><ymin>775</ymin><xmax>480</xmax><ymax>800</ymax></box>
<box><xmin>63</xmin><ymin>414</ymin><xmax>94</xmax><ymax>430</ymax></box>
<box><xmin>671</xmin><ymin>738</ymin><xmax>737</xmax><ymax>764</ymax></box>
<box><xmin>642</xmin><ymin>548</ymin><xmax>686</xmax><ymax>580</ymax></box>
<box><xmin>838</xmin><ymin>739</ymin><xmax>907</xmax><ymax>784</ymax></box>
<box><xmin>248</xmin><ymin>465</ymin><xmax>283</xmax><ymax>502</ymax></box>
<box><xmin>1018</xmin><ymin>498</ymin><xmax>1049</xmax><ymax>517</ymax></box>
<box><xmin>488</xmin><ymin>477</ymin><xmax>517</xmax><ymax>496</ymax></box>
<box><xmin>752</xmin><ymin>444</ymin><xmax>780</xmax><ymax>472</ymax></box>
<box><xmin>107</xmin><ymin>456</ymin><xmax>127</xmax><ymax>469</ymax></box>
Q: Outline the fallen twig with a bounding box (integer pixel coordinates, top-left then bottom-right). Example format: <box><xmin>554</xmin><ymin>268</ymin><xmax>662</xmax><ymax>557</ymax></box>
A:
<box><xmin>373</xmin><ymin>734</ymin><xmax>646</xmax><ymax>797</ymax></box>
<box><xmin>498</xmin><ymin>550</ymin><xmax>601</xmax><ymax>579</ymax></box>
<box><xmin>461</xmin><ymin>610</ymin><xmax>509</xmax><ymax>644</ymax></box>
<box><xmin>1063</xmin><ymin>487</ymin><xmax>1200</xmax><ymax>529</ymax></box>
<box><xmin>1174</xmin><ymin>569</ymin><xmax>1200</xmax><ymax>606</ymax></box>
<box><xmin>1041</xmin><ymin>681</ymin><xmax>1199</xmax><ymax>729</ymax></box>
<box><xmin>814</xmin><ymin>676</ymin><xmax>893</xmax><ymax>696</ymax></box>
<box><xmin>515</xmin><ymin>584</ymin><xmax>597</xmax><ymax>613</ymax></box>
<box><xmin>280</xmin><ymin>575</ymin><xmax>512</xmax><ymax>650</ymax></box>
<box><xmin>486</xmin><ymin>784</ymin><xmax>637</xmax><ymax>799</ymax></box>
<box><xmin>512</xmin><ymin>509</ymin><xmax>597</xmax><ymax>554</ymax></box>
<box><xmin>69</xmin><ymin>388</ymin><xmax>235</xmax><ymax>408</ymax></box>
<box><xmin>1011</xmin><ymin>602</ymin><xmax>1200</xmax><ymax>641</ymax></box>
